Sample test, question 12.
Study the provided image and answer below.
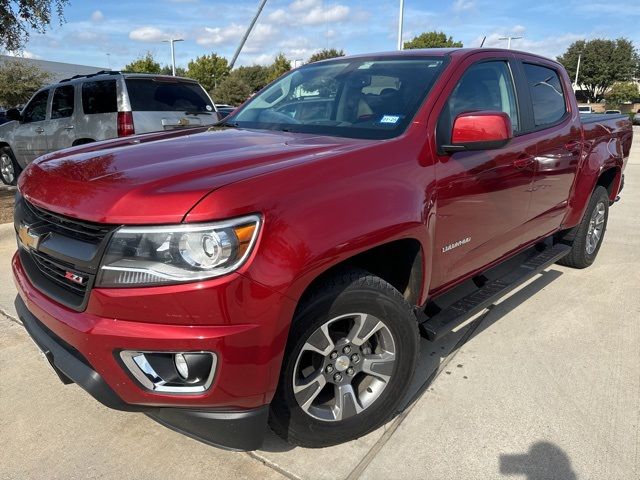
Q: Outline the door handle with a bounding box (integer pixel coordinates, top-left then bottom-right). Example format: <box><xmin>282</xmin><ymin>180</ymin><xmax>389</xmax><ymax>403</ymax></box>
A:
<box><xmin>564</xmin><ymin>140</ymin><xmax>582</xmax><ymax>153</ymax></box>
<box><xmin>35</xmin><ymin>127</ymin><xmax>44</xmax><ymax>134</ymax></box>
<box><xmin>513</xmin><ymin>155</ymin><xmax>535</xmax><ymax>169</ymax></box>
<box><xmin>64</xmin><ymin>125</ymin><xmax>75</xmax><ymax>131</ymax></box>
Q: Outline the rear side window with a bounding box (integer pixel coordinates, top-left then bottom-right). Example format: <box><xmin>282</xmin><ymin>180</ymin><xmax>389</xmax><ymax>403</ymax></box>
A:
<box><xmin>82</xmin><ymin>80</ymin><xmax>117</xmax><ymax>114</ymax></box>
<box><xmin>438</xmin><ymin>60</ymin><xmax>519</xmax><ymax>144</ymax></box>
<box><xmin>51</xmin><ymin>85</ymin><xmax>75</xmax><ymax>119</ymax></box>
<box><xmin>522</xmin><ymin>63</ymin><xmax>566</xmax><ymax>127</ymax></box>
<box><xmin>125</xmin><ymin>79</ymin><xmax>214</xmax><ymax>112</ymax></box>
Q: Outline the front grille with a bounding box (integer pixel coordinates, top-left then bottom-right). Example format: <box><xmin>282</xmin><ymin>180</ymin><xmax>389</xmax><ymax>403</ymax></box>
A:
<box><xmin>23</xmin><ymin>200</ymin><xmax>111</xmax><ymax>244</ymax></box>
<box><xmin>31</xmin><ymin>251</ymin><xmax>89</xmax><ymax>297</ymax></box>
<box><xmin>16</xmin><ymin>197</ymin><xmax>117</xmax><ymax>311</ymax></box>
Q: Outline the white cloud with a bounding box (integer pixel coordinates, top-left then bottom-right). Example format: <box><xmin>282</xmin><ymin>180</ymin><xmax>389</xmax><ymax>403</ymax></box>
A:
<box><xmin>6</xmin><ymin>50</ymin><xmax>41</xmax><ymax>59</ymax></box>
<box><xmin>290</xmin><ymin>0</ymin><xmax>321</xmax><ymax>12</ymax></box>
<box><xmin>301</xmin><ymin>5</ymin><xmax>350</xmax><ymax>25</ymax></box>
<box><xmin>196</xmin><ymin>23</ymin><xmax>276</xmax><ymax>48</ymax></box>
<box><xmin>129</xmin><ymin>26</ymin><xmax>180</xmax><ymax>42</ymax></box>
<box><xmin>474</xmin><ymin>27</ymin><xmax>586</xmax><ymax>59</ymax></box>
<box><xmin>453</xmin><ymin>0</ymin><xmax>475</xmax><ymax>13</ymax></box>
<box><xmin>91</xmin><ymin>10</ymin><xmax>104</xmax><ymax>23</ymax></box>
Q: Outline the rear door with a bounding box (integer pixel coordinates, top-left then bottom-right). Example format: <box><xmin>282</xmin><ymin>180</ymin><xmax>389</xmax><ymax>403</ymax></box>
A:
<box><xmin>47</xmin><ymin>84</ymin><xmax>77</xmax><ymax>152</ymax></box>
<box><xmin>124</xmin><ymin>77</ymin><xmax>218</xmax><ymax>133</ymax></box>
<box><xmin>14</xmin><ymin>89</ymin><xmax>50</xmax><ymax>163</ymax></box>
<box><xmin>430</xmin><ymin>54</ymin><xmax>539</xmax><ymax>291</ymax></box>
<box><xmin>517</xmin><ymin>58</ymin><xmax>582</xmax><ymax>237</ymax></box>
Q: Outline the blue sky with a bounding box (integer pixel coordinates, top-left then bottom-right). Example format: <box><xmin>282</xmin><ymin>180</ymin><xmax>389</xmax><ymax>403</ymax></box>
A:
<box><xmin>7</xmin><ymin>0</ymin><xmax>640</xmax><ymax>69</ymax></box>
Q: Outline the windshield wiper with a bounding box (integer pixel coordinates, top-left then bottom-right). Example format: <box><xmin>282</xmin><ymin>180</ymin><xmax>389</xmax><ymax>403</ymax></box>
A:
<box><xmin>217</xmin><ymin>120</ymin><xmax>239</xmax><ymax>128</ymax></box>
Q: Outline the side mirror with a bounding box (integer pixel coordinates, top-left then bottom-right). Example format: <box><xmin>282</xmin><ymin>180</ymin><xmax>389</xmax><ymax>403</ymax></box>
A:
<box><xmin>442</xmin><ymin>111</ymin><xmax>513</xmax><ymax>153</ymax></box>
<box><xmin>6</xmin><ymin>108</ymin><xmax>21</xmax><ymax>122</ymax></box>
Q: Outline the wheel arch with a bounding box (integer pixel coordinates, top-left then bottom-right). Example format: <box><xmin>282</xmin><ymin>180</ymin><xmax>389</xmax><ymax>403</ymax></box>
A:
<box><xmin>596</xmin><ymin>165</ymin><xmax>621</xmax><ymax>202</ymax></box>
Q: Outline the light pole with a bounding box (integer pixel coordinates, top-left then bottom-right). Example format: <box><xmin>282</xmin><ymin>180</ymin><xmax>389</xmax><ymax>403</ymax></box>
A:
<box><xmin>229</xmin><ymin>0</ymin><xmax>269</xmax><ymax>70</ymax></box>
<box><xmin>397</xmin><ymin>0</ymin><xmax>405</xmax><ymax>50</ymax></box>
<box><xmin>574</xmin><ymin>53</ymin><xmax>582</xmax><ymax>90</ymax></box>
<box><xmin>163</xmin><ymin>38</ymin><xmax>184</xmax><ymax>76</ymax></box>
<box><xmin>498</xmin><ymin>35</ymin><xmax>522</xmax><ymax>49</ymax></box>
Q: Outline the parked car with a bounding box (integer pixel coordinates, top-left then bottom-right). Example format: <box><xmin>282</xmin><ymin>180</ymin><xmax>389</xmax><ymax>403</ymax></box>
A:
<box><xmin>578</xmin><ymin>105</ymin><xmax>593</xmax><ymax>114</ymax></box>
<box><xmin>605</xmin><ymin>109</ymin><xmax>622</xmax><ymax>114</ymax></box>
<box><xmin>633</xmin><ymin>109</ymin><xmax>640</xmax><ymax>125</ymax></box>
<box><xmin>12</xmin><ymin>48</ymin><xmax>633</xmax><ymax>451</ymax></box>
<box><xmin>0</xmin><ymin>71</ymin><xmax>220</xmax><ymax>185</ymax></box>
<box><xmin>214</xmin><ymin>104</ymin><xmax>236</xmax><ymax>119</ymax></box>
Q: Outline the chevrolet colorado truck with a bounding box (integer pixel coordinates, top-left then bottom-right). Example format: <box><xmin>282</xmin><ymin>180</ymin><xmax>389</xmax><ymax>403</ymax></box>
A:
<box><xmin>12</xmin><ymin>49</ymin><xmax>633</xmax><ymax>451</ymax></box>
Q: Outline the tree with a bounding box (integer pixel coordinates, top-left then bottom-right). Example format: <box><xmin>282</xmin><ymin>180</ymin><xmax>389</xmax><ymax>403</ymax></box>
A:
<box><xmin>212</xmin><ymin>75</ymin><xmax>251</xmax><ymax>106</ymax></box>
<box><xmin>605</xmin><ymin>82</ymin><xmax>639</xmax><ymax>107</ymax></box>
<box><xmin>233</xmin><ymin>65</ymin><xmax>271</xmax><ymax>93</ymax></box>
<box><xmin>557</xmin><ymin>38</ymin><xmax>639</xmax><ymax>102</ymax></box>
<box><xmin>267</xmin><ymin>53</ymin><xmax>291</xmax><ymax>83</ymax></box>
<box><xmin>124</xmin><ymin>52</ymin><xmax>162</xmax><ymax>74</ymax></box>
<box><xmin>186</xmin><ymin>54</ymin><xmax>230</xmax><ymax>93</ymax></box>
<box><xmin>403</xmin><ymin>31</ymin><xmax>463</xmax><ymax>49</ymax></box>
<box><xmin>308</xmin><ymin>48</ymin><xmax>345</xmax><ymax>63</ymax></box>
<box><xmin>1</xmin><ymin>0</ymin><xmax>69</xmax><ymax>51</ymax></box>
<box><xmin>160</xmin><ymin>65</ymin><xmax>187</xmax><ymax>76</ymax></box>
<box><xmin>0</xmin><ymin>58</ymin><xmax>51</xmax><ymax>107</ymax></box>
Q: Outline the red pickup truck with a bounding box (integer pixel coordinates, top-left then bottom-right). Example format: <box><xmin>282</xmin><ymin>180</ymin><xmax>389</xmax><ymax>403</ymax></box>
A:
<box><xmin>12</xmin><ymin>48</ymin><xmax>632</xmax><ymax>451</ymax></box>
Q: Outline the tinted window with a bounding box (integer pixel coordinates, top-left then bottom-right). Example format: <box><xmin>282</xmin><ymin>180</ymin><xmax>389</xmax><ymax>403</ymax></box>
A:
<box><xmin>523</xmin><ymin>63</ymin><xmax>566</xmax><ymax>127</ymax></box>
<box><xmin>51</xmin><ymin>85</ymin><xmax>75</xmax><ymax>119</ymax></box>
<box><xmin>230</xmin><ymin>57</ymin><xmax>446</xmax><ymax>140</ymax></box>
<box><xmin>125</xmin><ymin>79</ymin><xmax>214</xmax><ymax>112</ymax></box>
<box><xmin>438</xmin><ymin>61</ymin><xmax>519</xmax><ymax>144</ymax></box>
<box><xmin>82</xmin><ymin>80</ymin><xmax>117</xmax><ymax>114</ymax></box>
<box><xmin>22</xmin><ymin>90</ymin><xmax>49</xmax><ymax>123</ymax></box>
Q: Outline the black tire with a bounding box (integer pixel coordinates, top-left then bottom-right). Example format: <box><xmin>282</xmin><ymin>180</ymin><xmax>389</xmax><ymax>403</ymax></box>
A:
<box><xmin>269</xmin><ymin>269</ymin><xmax>420</xmax><ymax>448</ymax></box>
<box><xmin>557</xmin><ymin>186</ymin><xmax>609</xmax><ymax>269</ymax></box>
<box><xmin>0</xmin><ymin>147</ymin><xmax>21</xmax><ymax>186</ymax></box>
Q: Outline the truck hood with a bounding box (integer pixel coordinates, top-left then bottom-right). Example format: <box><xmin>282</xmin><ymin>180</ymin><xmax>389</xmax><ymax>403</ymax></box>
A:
<box><xmin>19</xmin><ymin>127</ymin><xmax>371</xmax><ymax>224</ymax></box>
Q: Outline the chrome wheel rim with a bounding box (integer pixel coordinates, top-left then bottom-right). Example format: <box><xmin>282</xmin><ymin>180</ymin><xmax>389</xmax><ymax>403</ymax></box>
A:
<box><xmin>292</xmin><ymin>313</ymin><xmax>396</xmax><ymax>422</ymax></box>
<box><xmin>586</xmin><ymin>201</ymin><xmax>606</xmax><ymax>255</ymax></box>
<box><xmin>0</xmin><ymin>154</ymin><xmax>14</xmax><ymax>185</ymax></box>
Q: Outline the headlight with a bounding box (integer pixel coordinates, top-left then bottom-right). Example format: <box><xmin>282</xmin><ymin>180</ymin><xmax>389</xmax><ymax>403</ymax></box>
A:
<box><xmin>96</xmin><ymin>215</ymin><xmax>261</xmax><ymax>287</ymax></box>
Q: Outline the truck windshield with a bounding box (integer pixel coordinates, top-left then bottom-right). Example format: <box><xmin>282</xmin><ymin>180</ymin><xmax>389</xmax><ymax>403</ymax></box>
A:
<box><xmin>125</xmin><ymin>78</ymin><xmax>214</xmax><ymax>113</ymax></box>
<box><xmin>229</xmin><ymin>56</ymin><xmax>446</xmax><ymax>140</ymax></box>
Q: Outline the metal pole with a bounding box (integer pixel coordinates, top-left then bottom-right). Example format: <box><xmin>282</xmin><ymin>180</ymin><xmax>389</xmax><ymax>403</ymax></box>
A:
<box><xmin>574</xmin><ymin>53</ymin><xmax>581</xmax><ymax>89</ymax></box>
<box><xmin>498</xmin><ymin>36</ymin><xmax>522</xmax><ymax>50</ymax></box>
<box><xmin>170</xmin><ymin>40</ymin><xmax>176</xmax><ymax>76</ymax></box>
<box><xmin>229</xmin><ymin>0</ymin><xmax>269</xmax><ymax>69</ymax></box>
<box><xmin>397</xmin><ymin>0</ymin><xmax>405</xmax><ymax>50</ymax></box>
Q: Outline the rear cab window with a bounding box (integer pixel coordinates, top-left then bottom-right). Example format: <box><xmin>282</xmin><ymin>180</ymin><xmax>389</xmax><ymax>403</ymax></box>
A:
<box><xmin>522</xmin><ymin>63</ymin><xmax>567</xmax><ymax>127</ymax></box>
<box><xmin>124</xmin><ymin>78</ymin><xmax>214</xmax><ymax>113</ymax></box>
<box><xmin>82</xmin><ymin>80</ymin><xmax>117</xmax><ymax>115</ymax></box>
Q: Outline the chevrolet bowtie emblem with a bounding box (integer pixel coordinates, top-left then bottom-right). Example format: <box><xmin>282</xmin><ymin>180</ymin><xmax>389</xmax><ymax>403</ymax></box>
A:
<box><xmin>18</xmin><ymin>223</ymin><xmax>42</xmax><ymax>251</ymax></box>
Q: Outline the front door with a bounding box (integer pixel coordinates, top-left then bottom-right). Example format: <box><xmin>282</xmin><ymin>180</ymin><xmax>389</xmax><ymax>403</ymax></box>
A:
<box><xmin>430</xmin><ymin>57</ymin><xmax>537</xmax><ymax>291</ymax></box>
<box><xmin>14</xmin><ymin>90</ymin><xmax>50</xmax><ymax>164</ymax></box>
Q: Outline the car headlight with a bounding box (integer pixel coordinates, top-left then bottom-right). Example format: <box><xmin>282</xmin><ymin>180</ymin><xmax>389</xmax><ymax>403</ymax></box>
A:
<box><xmin>96</xmin><ymin>215</ymin><xmax>261</xmax><ymax>287</ymax></box>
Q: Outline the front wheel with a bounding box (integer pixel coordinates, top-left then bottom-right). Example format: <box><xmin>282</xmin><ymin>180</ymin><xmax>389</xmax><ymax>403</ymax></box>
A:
<box><xmin>269</xmin><ymin>270</ymin><xmax>420</xmax><ymax>448</ymax></box>
<box><xmin>0</xmin><ymin>147</ymin><xmax>21</xmax><ymax>186</ymax></box>
<box><xmin>558</xmin><ymin>186</ymin><xmax>610</xmax><ymax>269</ymax></box>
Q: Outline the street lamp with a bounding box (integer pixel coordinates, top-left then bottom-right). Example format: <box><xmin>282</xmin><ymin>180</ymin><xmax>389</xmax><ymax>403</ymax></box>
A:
<box><xmin>498</xmin><ymin>35</ymin><xmax>522</xmax><ymax>49</ymax></box>
<box><xmin>397</xmin><ymin>0</ymin><xmax>405</xmax><ymax>50</ymax></box>
<box><xmin>163</xmin><ymin>38</ymin><xmax>184</xmax><ymax>76</ymax></box>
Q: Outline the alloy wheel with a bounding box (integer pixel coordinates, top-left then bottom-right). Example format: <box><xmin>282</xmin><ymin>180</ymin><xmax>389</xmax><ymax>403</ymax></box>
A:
<box><xmin>0</xmin><ymin>154</ymin><xmax>15</xmax><ymax>185</ymax></box>
<box><xmin>586</xmin><ymin>201</ymin><xmax>606</xmax><ymax>255</ymax></box>
<box><xmin>292</xmin><ymin>312</ymin><xmax>396</xmax><ymax>422</ymax></box>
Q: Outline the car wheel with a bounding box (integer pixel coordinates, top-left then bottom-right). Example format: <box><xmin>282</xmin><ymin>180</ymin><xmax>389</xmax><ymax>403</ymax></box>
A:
<box><xmin>0</xmin><ymin>147</ymin><xmax>21</xmax><ymax>186</ymax></box>
<box><xmin>558</xmin><ymin>186</ymin><xmax>609</xmax><ymax>269</ymax></box>
<box><xmin>269</xmin><ymin>269</ymin><xmax>420</xmax><ymax>448</ymax></box>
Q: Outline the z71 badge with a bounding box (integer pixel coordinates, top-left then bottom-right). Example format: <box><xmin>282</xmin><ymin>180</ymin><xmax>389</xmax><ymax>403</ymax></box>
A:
<box><xmin>442</xmin><ymin>237</ymin><xmax>471</xmax><ymax>253</ymax></box>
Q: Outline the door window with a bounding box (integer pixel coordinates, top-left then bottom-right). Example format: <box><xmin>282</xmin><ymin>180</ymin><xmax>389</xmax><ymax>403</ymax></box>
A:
<box><xmin>22</xmin><ymin>90</ymin><xmax>50</xmax><ymax>123</ymax></box>
<box><xmin>522</xmin><ymin>63</ymin><xmax>566</xmax><ymax>127</ymax></box>
<box><xmin>51</xmin><ymin>85</ymin><xmax>75</xmax><ymax>119</ymax></box>
<box><xmin>438</xmin><ymin>61</ymin><xmax>519</xmax><ymax>144</ymax></box>
<box><xmin>82</xmin><ymin>80</ymin><xmax>117</xmax><ymax>114</ymax></box>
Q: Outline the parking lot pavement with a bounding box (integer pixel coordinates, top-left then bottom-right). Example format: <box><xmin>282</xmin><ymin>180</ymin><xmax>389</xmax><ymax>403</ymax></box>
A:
<box><xmin>1</xmin><ymin>129</ymin><xmax>638</xmax><ymax>479</ymax></box>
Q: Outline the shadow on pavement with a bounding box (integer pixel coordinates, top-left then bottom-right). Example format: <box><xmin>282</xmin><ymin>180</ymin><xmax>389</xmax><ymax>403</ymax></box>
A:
<box><xmin>500</xmin><ymin>441</ymin><xmax>577</xmax><ymax>480</ymax></box>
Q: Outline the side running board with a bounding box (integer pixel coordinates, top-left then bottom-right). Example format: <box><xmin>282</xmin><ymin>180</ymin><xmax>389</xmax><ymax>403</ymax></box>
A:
<box><xmin>418</xmin><ymin>243</ymin><xmax>571</xmax><ymax>342</ymax></box>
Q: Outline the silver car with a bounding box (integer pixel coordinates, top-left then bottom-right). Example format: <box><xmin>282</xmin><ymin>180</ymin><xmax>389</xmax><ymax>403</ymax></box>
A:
<box><xmin>0</xmin><ymin>72</ymin><xmax>220</xmax><ymax>185</ymax></box>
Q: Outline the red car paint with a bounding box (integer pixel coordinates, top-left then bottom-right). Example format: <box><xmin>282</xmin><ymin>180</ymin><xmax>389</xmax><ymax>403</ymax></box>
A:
<box><xmin>12</xmin><ymin>49</ymin><xmax>633</xmax><ymax>444</ymax></box>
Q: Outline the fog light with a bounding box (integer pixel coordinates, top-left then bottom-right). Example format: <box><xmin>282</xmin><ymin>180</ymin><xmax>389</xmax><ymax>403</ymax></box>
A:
<box><xmin>120</xmin><ymin>351</ymin><xmax>216</xmax><ymax>394</ymax></box>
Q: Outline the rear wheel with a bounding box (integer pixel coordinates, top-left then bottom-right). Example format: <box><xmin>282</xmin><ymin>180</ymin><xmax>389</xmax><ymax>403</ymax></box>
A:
<box><xmin>558</xmin><ymin>186</ymin><xmax>609</xmax><ymax>269</ymax></box>
<box><xmin>0</xmin><ymin>147</ymin><xmax>21</xmax><ymax>186</ymax></box>
<box><xmin>269</xmin><ymin>269</ymin><xmax>419</xmax><ymax>448</ymax></box>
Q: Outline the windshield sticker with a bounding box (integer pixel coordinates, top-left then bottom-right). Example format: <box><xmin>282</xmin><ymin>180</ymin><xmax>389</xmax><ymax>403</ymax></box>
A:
<box><xmin>380</xmin><ymin>115</ymin><xmax>401</xmax><ymax>124</ymax></box>
<box><xmin>206</xmin><ymin>105</ymin><xmax>213</xmax><ymax>111</ymax></box>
